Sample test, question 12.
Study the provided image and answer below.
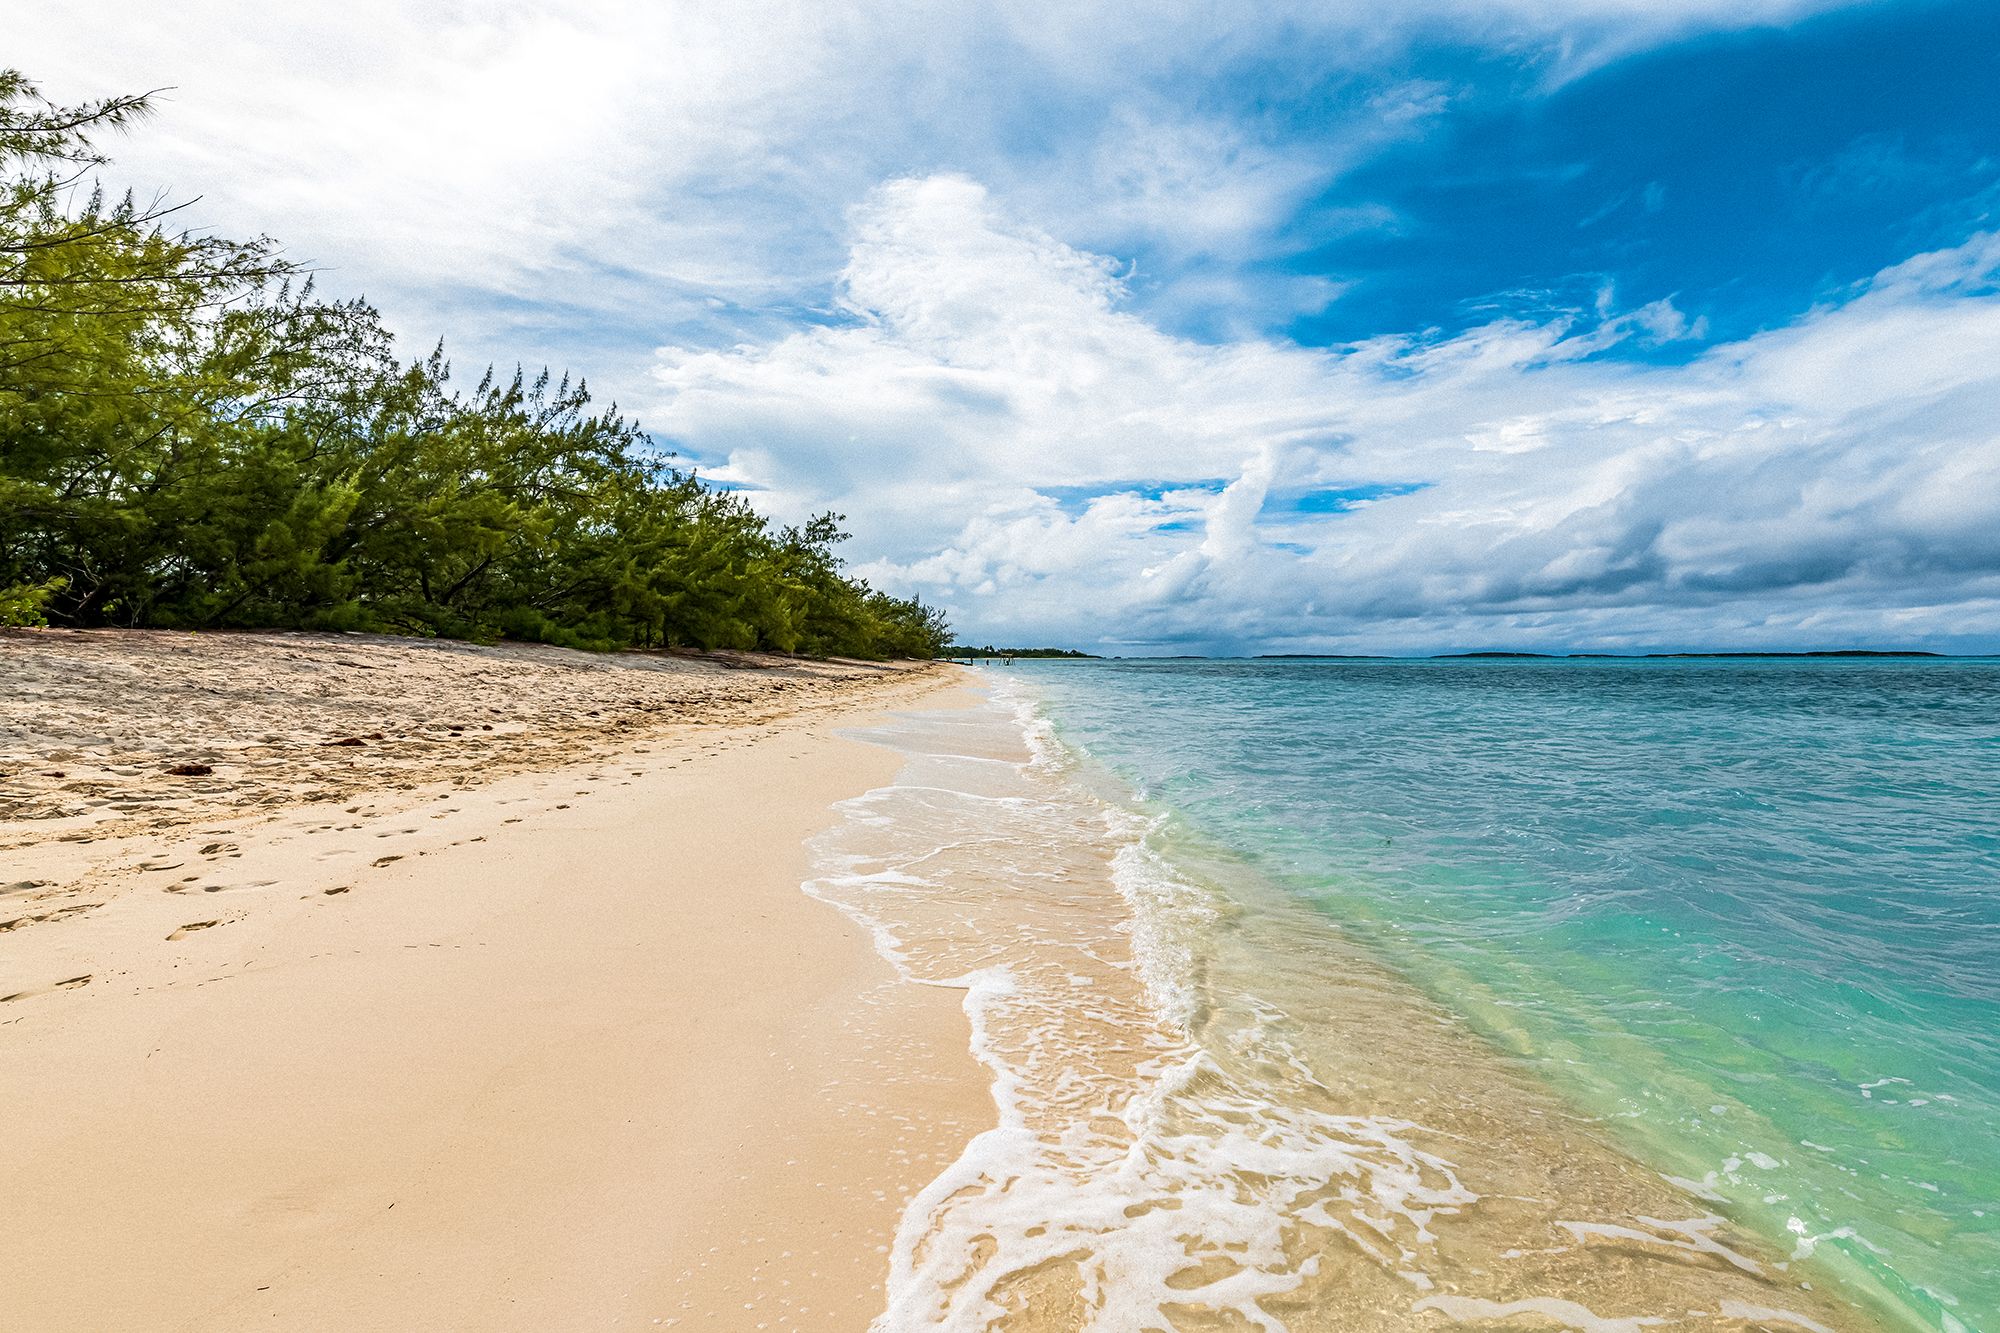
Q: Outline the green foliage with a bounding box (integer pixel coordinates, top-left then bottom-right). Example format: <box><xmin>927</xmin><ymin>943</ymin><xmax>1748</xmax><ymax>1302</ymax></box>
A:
<box><xmin>0</xmin><ymin>574</ymin><xmax>64</xmax><ymax>626</ymax></box>
<box><xmin>0</xmin><ymin>71</ymin><xmax>948</xmax><ymax>660</ymax></box>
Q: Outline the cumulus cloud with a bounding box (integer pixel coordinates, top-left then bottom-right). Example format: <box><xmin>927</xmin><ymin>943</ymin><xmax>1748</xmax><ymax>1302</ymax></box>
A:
<box><xmin>19</xmin><ymin>0</ymin><xmax>1976</xmax><ymax>650</ymax></box>
<box><xmin>651</xmin><ymin>178</ymin><xmax>2000</xmax><ymax>652</ymax></box>
<box><xmin>13</xmin><ymin>0</ymin><xmax>1884</xmax><ymax>369</ymax></box>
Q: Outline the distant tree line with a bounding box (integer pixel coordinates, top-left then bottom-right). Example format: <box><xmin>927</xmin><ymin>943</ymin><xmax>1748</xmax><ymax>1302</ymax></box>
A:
<box><xmin>0</xmin><ymin>71</ymin><xmax>949</xmax><ymax>659</ymax></box>
<box><xmin>947</xmin><ymin>645</ymin><xmax>1096</xmax><ymax>659</ymax></box>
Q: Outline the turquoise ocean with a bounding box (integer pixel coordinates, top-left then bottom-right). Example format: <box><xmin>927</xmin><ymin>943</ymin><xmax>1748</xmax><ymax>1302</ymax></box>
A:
<box><xmin>998</xmin><ymin>656</ymin><xmax>2000</xmax><ymax>1331</ymax></box>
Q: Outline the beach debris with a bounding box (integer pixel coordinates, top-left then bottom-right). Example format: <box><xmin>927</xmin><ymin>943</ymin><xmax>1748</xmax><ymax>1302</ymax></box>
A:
<box><xmin>165</xmin><ymin>762</ymin><xmax>213</xmax><ymax>776</ymax></box>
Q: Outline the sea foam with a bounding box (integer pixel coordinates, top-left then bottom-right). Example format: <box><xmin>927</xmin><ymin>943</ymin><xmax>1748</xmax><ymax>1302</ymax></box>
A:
<box><xmin>806</xmin><ymin>684</ymin><xmax>1477</xmax><ymax>1330</ymax></box>
<box><xmin>806</xmin><ymin>676</ymin><xmax>1877</xmax><ymax>1332</ymax></box>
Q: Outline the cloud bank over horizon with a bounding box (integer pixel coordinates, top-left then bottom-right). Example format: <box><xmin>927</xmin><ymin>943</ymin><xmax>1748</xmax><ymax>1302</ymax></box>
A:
<box><xmin>18</xmin><ymin>0</ymin><xmax>2000</xmax><ymax>651</ymax></box>
<box><xmin>656</xmin><ymin>178</ymin><xmax>2000</xmax><ymax>653</ymax></box>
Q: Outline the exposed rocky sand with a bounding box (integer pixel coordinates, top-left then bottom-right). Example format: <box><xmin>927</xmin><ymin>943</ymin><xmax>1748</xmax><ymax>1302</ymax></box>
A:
<box><xmin>1</xmin><ymin>627</ymin><xmax>933</xmax><ymax>853</ymax></box>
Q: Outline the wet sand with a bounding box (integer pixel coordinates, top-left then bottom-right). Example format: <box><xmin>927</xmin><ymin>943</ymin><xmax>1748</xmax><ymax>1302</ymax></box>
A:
<box><xmin>0</xmin><ymin>630</ymin><xmax>989</xmax><ymax>1331</ymax></box>
<box><xmin>812</xmin><ymin>685</ymin><xmax>1881</xmax><ymax>1333</ymax></box>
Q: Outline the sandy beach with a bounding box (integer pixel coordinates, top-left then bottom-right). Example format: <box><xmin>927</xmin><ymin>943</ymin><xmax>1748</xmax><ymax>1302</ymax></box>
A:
<box><xmin>1</xmin><ymin>630</ymin><xmax>989</xmax><ymax>1331</ymax></box>
<box><xmin>0</xmin><ymin>633</ymin><xmax>1909</xmax><ymax>1331</ymax></box>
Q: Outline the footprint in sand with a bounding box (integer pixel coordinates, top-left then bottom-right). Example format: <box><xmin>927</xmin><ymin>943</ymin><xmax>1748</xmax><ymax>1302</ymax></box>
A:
<box><xmin>0</xmin><ymin>904</ymin><xmax>95</xmax><ymax>932</ymax></box>
<box><xmin>0</xmin><ymin>974</ymin><xmax>92</xmax><ymax>1003</ymax></box>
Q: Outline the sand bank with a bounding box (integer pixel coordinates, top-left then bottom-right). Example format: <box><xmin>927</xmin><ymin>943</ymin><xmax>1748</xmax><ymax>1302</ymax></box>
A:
<box><xmin>0</xmin><ymin>630</ymin><xmax>989</xmax><ymax>1331</ymax></box>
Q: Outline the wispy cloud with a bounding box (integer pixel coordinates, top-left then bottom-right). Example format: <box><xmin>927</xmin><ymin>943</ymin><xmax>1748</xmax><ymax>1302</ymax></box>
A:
<box><xmin>15</xmin><ymin>0</ymin><xmax>1887</xmax><ymax>363</ymax></box>
<box><xmin>17</xmin><ymin>0</ymin><xmax>1987</xmax><ymax>650</ymax></box>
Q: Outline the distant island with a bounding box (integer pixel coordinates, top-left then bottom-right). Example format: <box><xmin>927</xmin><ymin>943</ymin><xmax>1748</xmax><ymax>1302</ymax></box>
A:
<box><xmin>1434</xmin><ymin>650</ymin><xmax>1944</xmax><ymax>659</ymax></box>
<box><xmin>976</xmin><ymin>649</ymin><xmax>1955</xmax><ymax>663</ymax></box>
<box><xmin>1253</xmin><ymin>650</ymin><xmax>1949</xmax><ymax>660</ymax></box>
<box><xmin>947</xmin><ymin>646</ymin><xmax>1099</xmax><ymax>659</ymax></box>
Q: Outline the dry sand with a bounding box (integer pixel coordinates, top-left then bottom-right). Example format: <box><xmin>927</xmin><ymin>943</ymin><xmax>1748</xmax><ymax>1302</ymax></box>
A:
<box><xmin>0</xmin><ymin>629</ymin><xmax>989</xmax><ymax>1331</ymax></box>
<box><xmin>1</xmin><ymin>627</ymin><xmax>940</xmax><ymax>843</ymax></box>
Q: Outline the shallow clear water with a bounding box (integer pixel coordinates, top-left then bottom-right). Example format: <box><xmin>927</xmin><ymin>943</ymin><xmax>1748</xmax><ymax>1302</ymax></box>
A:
<box><xmin>1005</xmin><ymin>657</ymin><xmax>2000</xmax><ymax>1331</ymax></box>
<box><xmin>821</xmin><ymin>680</ymin><xmax>1906</xmax><ymax>1330</ymax></box>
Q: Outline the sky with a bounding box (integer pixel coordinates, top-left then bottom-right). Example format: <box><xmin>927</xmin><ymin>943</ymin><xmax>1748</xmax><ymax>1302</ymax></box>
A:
<box><xmin>16</xmin><ymin>0</ymin><xmax>2000</xmax><ymax>653</ymax></box>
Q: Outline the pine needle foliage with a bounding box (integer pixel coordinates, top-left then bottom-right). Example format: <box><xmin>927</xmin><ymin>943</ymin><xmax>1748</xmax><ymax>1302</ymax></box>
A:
<box><xmin>0</xmin><ymin>71</ymin><xmax>950</xmax><ymax>659</ymax></box>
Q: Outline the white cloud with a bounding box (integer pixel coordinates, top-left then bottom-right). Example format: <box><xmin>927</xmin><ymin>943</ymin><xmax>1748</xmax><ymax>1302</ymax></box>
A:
<box><xmin>13</xmin><ymin>0</ymin><xmax>1882</xmax><ymax>368</ymax></box>
<box><xmin>15</xmin><ymin>2</ymin><xmax>858</xmax><ymax>302</ymax></box>
<box><xmin>18</xmin><ymin>0</ymin><xmax>1967</xmax><ymax>650</ymax></box>
<box><xmin>651</xmin><ymin>178</ymin><xmax>2000</xmax><ymax>652</ymax></box>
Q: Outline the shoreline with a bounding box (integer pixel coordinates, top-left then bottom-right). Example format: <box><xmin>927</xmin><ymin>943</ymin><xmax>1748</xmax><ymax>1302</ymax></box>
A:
<box><xmin>1</xmin><ymin>633</ymin><xmax>989</xmax><ymax>1330</ymax></box>
<box><xmin>996</xmin><ymin>655</ymin><xmax>1984</xmax><ymax>1331</ymax></box>
<box><xmin>3</xmin><ymin>634</ymin><xmax>1915</xmax><ymax>1329</ymax></box>
<box><xmin>840</xmin><ymin>670</ymin><xmax>1884</xmax><ymax>1332</ymax></box>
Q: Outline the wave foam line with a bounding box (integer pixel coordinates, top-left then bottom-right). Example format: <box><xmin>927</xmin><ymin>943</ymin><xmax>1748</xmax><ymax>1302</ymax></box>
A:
<box><xmin>807</xmin><ymin>683</ymin><xmax>1478</xmax><ymax>1332</ymax></box>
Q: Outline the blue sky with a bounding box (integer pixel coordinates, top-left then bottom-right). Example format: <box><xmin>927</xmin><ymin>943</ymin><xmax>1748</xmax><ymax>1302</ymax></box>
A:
<box><xmin>1285</xmin><ymin>1</ymin><xmax>2000</xmax><ymax>352</ymax></box>
<box><xmin>20</xmin><ymin>0</ymin><xmax>2000</xmax><ymax>652</ymax></box>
